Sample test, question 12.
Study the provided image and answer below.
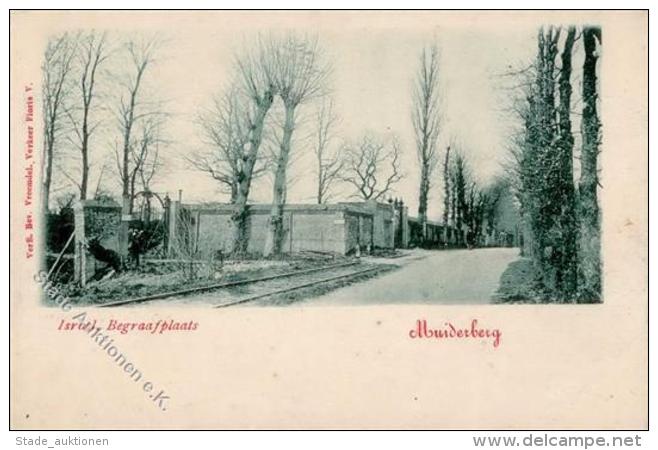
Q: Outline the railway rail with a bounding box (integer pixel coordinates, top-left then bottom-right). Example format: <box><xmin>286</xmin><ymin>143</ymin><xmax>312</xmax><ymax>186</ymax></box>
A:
<box><xmin>213</xmin><ymin>266</ymin><xmax>384</xmax><ymax>308</ymax></box>
<box><xmin>98</xmin><ymin>260</ymin><xmax>387</xmax><ymax>307</ymax></box>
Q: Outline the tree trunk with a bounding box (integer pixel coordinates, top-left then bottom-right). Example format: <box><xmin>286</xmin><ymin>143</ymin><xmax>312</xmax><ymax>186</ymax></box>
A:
<box><xmin>80</xmin><ymin>149</ymin><xmax>89</xmax><ymax>201</ymax></box>
<box><xmin>42</xmin><ymin>130</ymin><xmax>54</xmax><ymax>215</ymax></box>
<box><xmin>122</xmin><ymin>127</ymin><xmax>131</xmax><ymax>198</ymax></box>
<box><xmin>231</xmin><ymin>92</ymin><xmax>274</xmax><ymax>256</ymax></box>
<box><xmin>317</xmin><ymin>155</ymin><xmax>323</xmax><ymax>204</ymax></box>
<box><xmin>129</xmin><ymin>171</ymin><xmax>137</xmax><ymax>214</ymax></box>
<box><xmin>525</xmin><ymin>27</ymin><xmax>561</xmax><ymax>297</ymax></box>
<box><xmin>442</xmin><ymin>146</ymin><xmax>451</xmax><ymax>244</ymax></box>
<box><xmin>264</xmin><ymin>105</ymin><xmax>295</xmax><ymax>257</ymax></box>
<box><xmin>579</xmin><ymin>27</ymin><xmax>602</xmax><ymax>302</ymax></box>
<box><xmin>119</xmin><ymin>124</ymin><xmax>132</xmax><ymax>261</ymax></box>
<box><xmin>555</xmin><ymin>26</ymin><xmax>578</xmax><ymax>298</ymax></box>
<box><xmin>229</xmin><ymin>182</ymin><xmax>238</xmax><ymax>204</ymax></box>
<box><xmin>80</xmin><ymin>117</ymin><xmax>89</xmax><ymax>201</ymax></box>
<box><xmin>455</xmin><ymin>165</ymin><xmax>466</xmax><ymax>246</ymax></box>
<box><xmin>417</xmin><ymin>163</ymin><xmax>429</xmax><ymax>243</ymax></box>
<box><xmin>450</xmin><ymin>178</ymin><xmax>456</xmax><ymax>243</ymax></box>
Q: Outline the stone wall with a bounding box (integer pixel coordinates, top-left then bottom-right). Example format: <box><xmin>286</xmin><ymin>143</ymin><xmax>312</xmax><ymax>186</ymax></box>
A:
<box><xmin>170</xmin><ymin>202</ymin><xmax>395</xmax><ymax>257</ymax></box>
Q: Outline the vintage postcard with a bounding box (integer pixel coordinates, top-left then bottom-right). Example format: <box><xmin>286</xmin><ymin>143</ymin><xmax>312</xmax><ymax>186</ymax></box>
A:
<box><xmin>9</xmin><ymin>10</ymin><xmax>648</xmax><ymax>429</ymax></box>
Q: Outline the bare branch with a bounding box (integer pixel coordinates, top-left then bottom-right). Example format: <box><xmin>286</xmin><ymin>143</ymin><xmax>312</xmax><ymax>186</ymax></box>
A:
<box><xmin>42</xmin><ymin>32</ymin><xmax>78</xmax><ymax>212</ymax></box>
<box><xmin>188</xmin><ymin>86</ymin><xmax>268</xmax><ymax>203</ymax></box>
<box><xmin>67</xmin><ymin>31</ymin><xmax>109</xmax><ymax>200</ymax></box>
<box><xmin>115</xmin><ymin>34</ymin><xmax>164</xmax><ymax>213</ymax></box>
<box><xmin>341</xmin><ymin>132</ymin><xmax>403</xmax><ymax>201</ymax></box>
<box><xmin>312</xmin><ymin>97</ymin><xmax>344</xmax><ymax>203</ymax></box>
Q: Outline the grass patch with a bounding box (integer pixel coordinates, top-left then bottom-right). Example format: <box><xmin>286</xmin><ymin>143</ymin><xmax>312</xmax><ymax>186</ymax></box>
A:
<box><xmin>493</xmin><ymin>257</ymin><xmax>546</xmax><ymax>304</ymax></box>
<box><xmin>60</xmin><ymin>255</ymin><xmax>354</xmax><ymax>306</ymax></box>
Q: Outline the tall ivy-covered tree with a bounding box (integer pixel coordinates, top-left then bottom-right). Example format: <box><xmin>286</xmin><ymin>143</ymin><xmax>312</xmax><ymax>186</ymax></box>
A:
<box><xmin>554</xmin><ymin>26</ymin><xmax>579</xmax><ymax>295</ymax></box>
<box><xmin>514</xmin><ymin>26</ymin><xmax>583</xmax><ymax>301</ymax></box>
<box><xmin>579</xmin><ymin>26</ymin><xmax>602</xmax><ymax>302</ymax></box>
<box><xmin>520</xmin><ymin>27</ymin><xmax>563</xmax><ymax>297</ymax></box>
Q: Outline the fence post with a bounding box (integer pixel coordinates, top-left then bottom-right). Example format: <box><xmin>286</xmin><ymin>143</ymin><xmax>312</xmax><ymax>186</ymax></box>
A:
<box><xmin>167</xmin><ymin>200</ymin><xmax>179</xmax><ymax>257</ymax></box>
<box><xmin>163</xmin><ymin>194</ymin><xmax>171</xmax><ymax>254</ymax></box>
<box><xmin>73</xmin><ymin>201</ymin><xmax>86</xmax><ymax>287</ymax></box>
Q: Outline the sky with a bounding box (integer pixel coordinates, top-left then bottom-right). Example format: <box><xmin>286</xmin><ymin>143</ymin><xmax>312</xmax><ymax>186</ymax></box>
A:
<box><xmin>34</xmin><ymin>11</ymin><xmax>542</xmax><ymax>221</ymax></box>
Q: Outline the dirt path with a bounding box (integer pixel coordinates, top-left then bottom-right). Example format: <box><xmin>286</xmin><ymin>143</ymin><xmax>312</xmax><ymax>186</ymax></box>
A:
<box><xmin>297</xmin><ymin>248</ymin><xmax>520</xmax><ymax>306</ymax></box>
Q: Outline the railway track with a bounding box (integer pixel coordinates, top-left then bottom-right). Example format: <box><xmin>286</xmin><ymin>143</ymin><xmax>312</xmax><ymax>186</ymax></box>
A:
<box><xmin>98</xmin><ymin>260</ymin><xmax>387</xmax><ymax>307</ymax></box>
<box><xmin>213</xmin><ymin>265</ymin><xmax>384</xmax><ymax>308</ymax></box>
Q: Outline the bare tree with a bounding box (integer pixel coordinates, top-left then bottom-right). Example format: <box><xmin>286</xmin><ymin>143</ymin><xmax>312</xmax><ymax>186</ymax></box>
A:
<box><xmin>114</xmin><ymin>36</ymin><xmax>162</xmax><ymax>260</ymax></box>
<box><xmin>188</xmin><ymin>86</ymin><xmax>267</xmax><ymax>203</ymax></box>
<box><xmin>230</xmin><ymin>36</ymin><xmax>278</xmax><ymax>256</ymax></box>
<box><xmin>264</xmin><ymin>33</ymin><xmax>330</xmax><ymax>256</ymax></box>
<box><xmin>127</xmin><ymin>116</ymin><xmax>166</xmax><ymax>201</ymax></box>
<box><xmin>132</xmin><ymin>116</ymin><xmax>166</xmax><ymax>223</ymax></box>
<box><xmin>116</xmin><ymin>37</ymin><xmax>160</xmax><ymax>214</ymax></box>
<box><xmin>312</xmin><ymin>98</ymin><xmax>343</xmax><ymax>204</ymax></box>
<box><xmin>342</xmin><ymin>133</ymin><xmax>403</xmax><ymax>201</ymax></box>
<box><xmin>412</xmin><ymin>44</ymin><xmax>441</xmax><ymax>241</ymax></box>
<box><xmin>136</xmin><ymin>129</ymin><xmax>163</xmax><ymax>194</ymax></box>
<box><xmin>41</xmin><ymin>33</ymin><xmax>77</xmax><ymax>214</ymax></box>
<box><xmin>66</xmin><ymin>31</ymin><xmax>109</xmax><ymax>201</ymax></box>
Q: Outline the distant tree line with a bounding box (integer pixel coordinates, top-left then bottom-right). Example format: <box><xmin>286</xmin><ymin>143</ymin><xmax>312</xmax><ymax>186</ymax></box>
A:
<box><xmin>410</xmin><ymin>43</ymin><xmax>509</xmax><ymax>250</ymax></box>
<box><xmin>440</xmin><ymin>144</ymin><xmax>504</xmax><ymax>248</ymax></box>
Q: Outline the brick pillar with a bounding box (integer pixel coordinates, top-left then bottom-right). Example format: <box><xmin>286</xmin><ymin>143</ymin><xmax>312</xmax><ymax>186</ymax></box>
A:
<box><xmin>73</xmin><ymin>200</ymin><xmax>121</xmax><ymax>286</ymax></box>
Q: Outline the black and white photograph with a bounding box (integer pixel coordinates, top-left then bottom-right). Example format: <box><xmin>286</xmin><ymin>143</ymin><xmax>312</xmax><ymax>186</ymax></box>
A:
<box><xmin>37</xmin><ymin>15</ymin><xmax>603</xmax><ymax>308</ymax></box>
<box><xmin>8</xmin><ymin>8</ymin><xmax>648</xmax><ymax>434</ymax></box>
